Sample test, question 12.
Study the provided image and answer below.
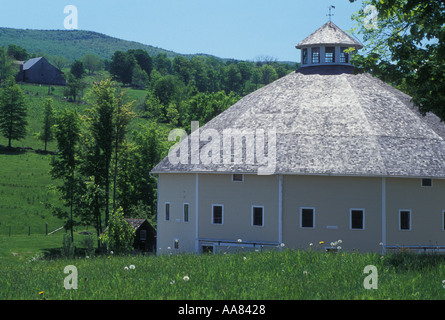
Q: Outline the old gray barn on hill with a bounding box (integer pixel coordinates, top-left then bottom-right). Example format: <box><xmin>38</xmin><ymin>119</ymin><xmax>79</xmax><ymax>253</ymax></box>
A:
<box><xmin>152</xmin><ymin>21</ymin><xmax>445</xmax><ymax>255</ymax></box>
<box><xmin>16</xmin><ymin>57</ymin><xmax>66</xmax><ymax>86</ymax></box>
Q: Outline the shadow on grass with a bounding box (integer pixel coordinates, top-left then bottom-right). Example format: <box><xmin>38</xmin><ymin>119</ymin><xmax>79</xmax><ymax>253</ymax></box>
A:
<box><xmin>383</xmin><ymin>252</ymin><xmax>445</xmax><ymax>272</ymax></box>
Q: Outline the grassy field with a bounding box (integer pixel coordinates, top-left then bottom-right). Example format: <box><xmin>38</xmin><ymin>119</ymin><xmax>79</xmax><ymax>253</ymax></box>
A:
<box><xmin>1</xmin><ymin>239</ymin><xmax>445</xmax><ymax>300</ymax></box>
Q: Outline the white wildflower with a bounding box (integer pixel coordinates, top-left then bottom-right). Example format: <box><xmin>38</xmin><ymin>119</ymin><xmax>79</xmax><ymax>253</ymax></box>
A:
<box><xmin>183</xmin><ymin>276</ymin><xmax>190</xmax><ymax>281</ymax></box>
<box><xmin>129</xmin><ymin>264</ymin><xmax>135</xmax><ymax>270</ymax></box>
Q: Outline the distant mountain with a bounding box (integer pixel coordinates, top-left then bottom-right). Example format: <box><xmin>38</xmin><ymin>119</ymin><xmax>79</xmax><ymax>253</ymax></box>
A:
<box><xmin>0</xmin><ymin>27</ymin><xmax>210</xmax><ymax>61</ymax></box>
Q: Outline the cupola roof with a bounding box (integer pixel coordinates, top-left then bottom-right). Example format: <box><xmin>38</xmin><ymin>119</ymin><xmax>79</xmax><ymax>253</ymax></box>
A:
<box><xmin>295</xmin><ymin>21</ymin><xmax>363</xmax><ymax>49</ymax></box>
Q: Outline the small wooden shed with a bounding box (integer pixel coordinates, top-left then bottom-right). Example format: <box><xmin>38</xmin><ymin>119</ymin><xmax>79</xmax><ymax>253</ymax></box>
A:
<box><xmin>125</xmin><ymin>219</ymin><xmax>156</xmax><ymax>253</ymax></box>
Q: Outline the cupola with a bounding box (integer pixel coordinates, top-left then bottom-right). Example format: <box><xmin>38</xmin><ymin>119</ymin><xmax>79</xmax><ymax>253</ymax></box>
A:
<box><xmin>295</xmin><ymin>21</ymin><xmax>363</xmax><ymax>73</ymax></box>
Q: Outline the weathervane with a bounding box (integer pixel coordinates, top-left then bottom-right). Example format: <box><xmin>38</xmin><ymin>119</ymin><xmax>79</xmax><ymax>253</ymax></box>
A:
<box><xmin>327</xmin><ymin>5</ymin><xmax>335</xmax><ymax>21</ymax></box>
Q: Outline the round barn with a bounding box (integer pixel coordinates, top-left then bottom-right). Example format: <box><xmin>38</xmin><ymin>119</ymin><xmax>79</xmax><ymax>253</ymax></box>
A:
<box><xmin>152</xmin><ymin>21</ymin><xmax>445</xmax><ymax>255</ymax></box>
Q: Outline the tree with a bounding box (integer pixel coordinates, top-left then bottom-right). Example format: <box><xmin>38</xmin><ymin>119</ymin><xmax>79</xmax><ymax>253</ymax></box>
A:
<box><xmin>0</xmin><ymin>47</ymin><xmax>16</xmax><ymax>81</ymax></box>
<box><xmin>109</xmin><ymin>51</ymin><xmax>136</xmax><ymax>85</ymax></box>
<box><xmin>131</xmin><ymin>64</ymin><xmax>149</xmax><ymax>89</ymax></box>
<box><xmin>128</xmin><ymin>49</ymin><xmax>153</xmax><ymax>78</ymax></box>
<box><xmin>63</xmin><ymin>73</ymin><xmax>86</xmax><ymax>102</ymax></box>
<box><xmin>51</xmin><ymin>56</ymin><xmax>70</xmax><ymax>71</ymax></box>
<box><xmin>349</xmin><ymin>0</ymin><xmax>445</xmax><ymax>120</ymax></box>
<box><xmin>83</xmin><ymin>79</ymin><xmax>135</xmax><ymax>228</ymax></box>
<box><xmin>82</xmin><ymin>54</ymin><xmax>103</xmax><ymax>75</ymax></box>
<box><xmin>99</xmin><ymin>207</ymin><xmax>135</xmax><ymax>254</ymax></box>
<box><xmin>70</xmin><ymin>60</ymin><xmax>86</xmax><ymax>79</ymax></box>
<box><xmin>50</xmin><ymin>109</ymin><xmax>81</xmax><ymax>242</ymax></box>
<box><xmin>7</xmin><ymin>44</ymin><xmax>29</xmax><ymax>61</ymax></box>
<box><xmin>0</xmin><ymin>77</ymin><xmax>27</xmax><ymax>148</ymax></box>
<box><xmin>39</xmin><ymin>98</ymin><xmax>55</xmax><ymax>151</ymax></box>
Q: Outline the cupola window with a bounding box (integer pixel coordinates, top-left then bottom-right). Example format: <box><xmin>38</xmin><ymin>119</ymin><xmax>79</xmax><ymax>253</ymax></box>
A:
<box><xmin>325</xmin><ymin>47</ymin><xmax>336</xmax><ymax>63</ymax></box>
<box><xmin>311</xmin><ymin>47</ymin><xmax>320</xmax><ymax>64</ymax></box>
<box><xmin>340</xmin><ymin>47</ymin><xmax>349</xmax><ymax>63</ymax></box>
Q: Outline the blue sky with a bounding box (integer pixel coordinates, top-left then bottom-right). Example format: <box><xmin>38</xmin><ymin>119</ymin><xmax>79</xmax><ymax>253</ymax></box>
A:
<box><xmin>0</xmin><ymin>0</ymin><xmax>365</xmax><ymax>62</ymax></box>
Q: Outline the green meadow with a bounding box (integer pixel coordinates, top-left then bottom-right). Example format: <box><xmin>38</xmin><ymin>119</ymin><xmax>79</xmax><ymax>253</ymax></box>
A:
<box><xmin>2</xmin><ymin>241</ymin><xmax>445</xmax><ymax>300</ymax></box>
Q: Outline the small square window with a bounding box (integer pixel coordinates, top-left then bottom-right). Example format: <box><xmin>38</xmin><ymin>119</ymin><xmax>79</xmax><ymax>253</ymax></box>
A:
<box><xmin>421</xmin><ymin>179</ymin><xmax>432</xmax><ymax>187</ymax></box>
<box><xmin>301</xmin><ymin>208</ymin><xmax>314</xmax><ymax>228</ymax></box>
<box><xmin>400</xmin><ymin>210</ymin><xmax>411</xmax><ymax>231</ymax></box>
<box><xmin>350</xmin><ymin>209</ymin><xmax>365</xmax><ymax>230</ymax></box>
<box><xmin>232</xmin><ymin>174</ymin><xmax>243</xmax><ymax>182</ymax></box>
<box><xmin>212</xmin><ymin>205</ymin><xmax>223</xmax><ymax>225</ymax></box>
<box><xmin>252</xmin><ymin>206</ymin><xmax>264</xmax><ymax>227</ymax></box>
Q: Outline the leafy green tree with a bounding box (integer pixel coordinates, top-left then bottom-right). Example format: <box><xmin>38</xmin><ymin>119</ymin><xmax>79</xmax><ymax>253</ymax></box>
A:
<box><xmin>110</xmin><ymin>51</ymin><xmax>136</xmax><ymax>85</ymax></box>
<box><xmin>0</xmin><ymin>47</ymin><xmax>16</xmax><ymax>81</ymax></box>
<box><xmin>50</xmin><ymin>109</ymin><xmax>81</xmax><ymax>242</ymax></box>
<box><xmin>63</xmin><ymin>72</ymin><xmax>86</xmax><ymax>102</ymax></box>
<box><xmin>128</xmin><ymin>49</ymin><xmax>153</xmax><ymax>78</ymax></box>
<box><xmin>38</xmin><ymin>98</ymin><xmax>55</xmax><ymax>151</ymax></box>
<box><xmin>224</xmin><ymin>64</ymin><xmax>243</xmax><ymax>94</ymax></box>
<box><xmin>261</xmin><ymin>64</ymin><xmax>278</xmax><ymax>85</ymax></box>
<box><xmin>70</xmin><ymin>60</ymin><xmax>86</xmax><ymax>79</ymax></box>
<box><xmin>131</xmin><ymin>64</ymin><xmax>149</xmax><ymax>89</ymax></box>
<box><xmin>82</xmin><ymin>54</ymin><xmax>103</xmax><ymax>75</ymax></box>
<box><xmin>99</xmin><ymin>207</ymin><xmax>135</xmax><ymax>254</ymax></box>
<box><xmin>51</xmin><ymin>56</ymin><xmax>70</xmax><ymax>71</ymax></box>
<box><xmin>0</xmin><ymin>77</ymin><xmax>27</xmax><ymax>148</ymax></box>
<box><xmin>153</xmin><ymin>74</ymin><xmax>185</xmax><ymax>107</ymax></box>
<box><xmin>7</xmin><ymin>44</ymin><xmax>29</xmax><ymax>61</ymax></box>
<box><xmin>173</xmin><ymin>56</ymin><xmax>193</xmax><ymax>84</ymax></box>
<box><xmin>350</xmin><ymin>0</ymin><xmax>445</xmax><ymax>120</ymax></box>
<box><xmin>118</xmin><ymin>124</ymin><xmax>162</xmax><ymax>219</ymax></box>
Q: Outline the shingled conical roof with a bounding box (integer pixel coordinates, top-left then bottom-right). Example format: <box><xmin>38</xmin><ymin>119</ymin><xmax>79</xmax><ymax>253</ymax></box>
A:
<box><xmin>295</xmin><ymin>21</ymin><xmax>363</xmax><ymax>49</ymax></box>
<box><xmin>152</xmin><ymin>71</ymin><xmax>445</xmax><ymax>178</ymax></box>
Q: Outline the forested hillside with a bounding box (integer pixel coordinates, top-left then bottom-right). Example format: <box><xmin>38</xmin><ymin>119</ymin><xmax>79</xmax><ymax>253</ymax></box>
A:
<box><xmin>0</xmin><ymin>27</ymin><xmax>183</xmax><ymax>61</ymax></box>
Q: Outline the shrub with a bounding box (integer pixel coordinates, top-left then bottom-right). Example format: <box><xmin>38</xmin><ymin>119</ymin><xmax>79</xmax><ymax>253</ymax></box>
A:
<box><xmin>99</xmin><ymin>207</ymin><xmax>135</xmax><ymax>255</ymax></box>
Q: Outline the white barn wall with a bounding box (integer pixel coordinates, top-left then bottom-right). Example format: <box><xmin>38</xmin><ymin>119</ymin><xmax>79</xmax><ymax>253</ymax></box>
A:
<box><xmin>157</xmin><ymin>173</ymin><xmax>196</xmax><ymax>254</ymax></box>
<box><xmin>282</xmin><ymin>175</ymin><xmax>382</xmax><ymax>252</ymax></box>
<box><xmin>386</xmin><ymin>178</ymin><xmax>445</xmax><ymax>247</ymax></box>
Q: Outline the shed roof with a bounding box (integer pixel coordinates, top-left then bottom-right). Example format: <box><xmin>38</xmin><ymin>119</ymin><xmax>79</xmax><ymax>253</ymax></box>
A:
<box><xmin>295</xmin><ymin>21</ymin><xmax>363</xmax><ymax>49</ymax></box>
<box><xmin>152</xmin><ymin>71</ymin><xmax>445</xmax><ymax>178</ymax></box>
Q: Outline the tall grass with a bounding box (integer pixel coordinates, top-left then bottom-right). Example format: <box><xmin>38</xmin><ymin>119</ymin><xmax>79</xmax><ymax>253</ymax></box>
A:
<box><xmin>1</xmin><ymin>248</ymin><xmax>445</xmax><ymax>300</ymax></box>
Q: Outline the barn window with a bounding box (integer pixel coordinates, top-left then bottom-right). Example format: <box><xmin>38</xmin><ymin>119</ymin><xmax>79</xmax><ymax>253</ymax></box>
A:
<box><xmin>165</xmin><ymin>202</ymin><xmax>170</xmax><ymax>221</ymax></box>
<box><xmin>183</xmin><ymin>203</ymin><xmax>189</xmax><ymax>222</ymax></box>
<box><xmin>232</xmin><ymin>174</ymin><xmax>243</xmax><ymax>182</ymax></box>
<box><xmin>212</xmin><ymin>205</ymin><xmax>224</xmax><ymax>225</ymax></box>
<box><xmin>252</xmin><ymin>206</ymin><xmax>264</xmax><ymax>227</ymax></box>
<box><xmin>311</xmin><ymin>47</ymin><xmax>320</xmax><ymax>64</ymax></box>
<box><xmin>325</xmin><ymin>47</ymin><xmax>336</xmax><ymax>63</ymax></box>
<box><xmin>300</xmin><ymin>208</ymin><xmax>315</xmax><ymax>228</ymax></box>
<box><xmin>399</xmin><ymin>210</ymin><xmax>411</xmax><ymax>231</ymax></box>
<box><xmin>140</xmin><ymin>230</ymin><xmax>147</xmax><ymax>241</ymax></box>
<box><xmin>421</xmin><ymin>179</ymin><xmax>432</xmax><ymax>187</ymax></box>
<box><xmin>350</xmin><ymin>209</ymin><xmax>365</xmax><ymax>230</ymax></box>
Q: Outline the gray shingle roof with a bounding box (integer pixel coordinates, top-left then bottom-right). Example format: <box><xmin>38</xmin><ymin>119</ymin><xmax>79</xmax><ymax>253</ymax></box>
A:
<box><xmin>152</xmin><ymin>70</ymin><xmax>445</xmax><ymax>178</ymax></box>
<box><xmin>295</xmin><ymin>21</ymin><xmax>363</xmax><ymax>49</ymax></box>
<box><xmin>23</xmin><ymin>57</ymin><xmax>43</xmax><ymax>70</ymax></box>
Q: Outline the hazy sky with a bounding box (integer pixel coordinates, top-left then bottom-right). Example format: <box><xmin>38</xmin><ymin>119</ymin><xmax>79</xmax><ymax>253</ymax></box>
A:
<box><xmin>0</xmin><ymin>0</ymin><xmax>365</xmax><ymax>62</ymax></box>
